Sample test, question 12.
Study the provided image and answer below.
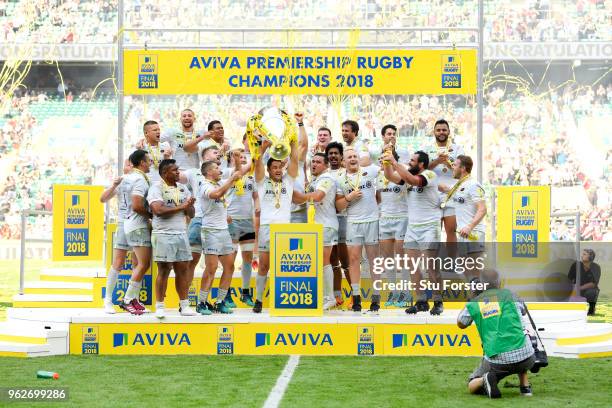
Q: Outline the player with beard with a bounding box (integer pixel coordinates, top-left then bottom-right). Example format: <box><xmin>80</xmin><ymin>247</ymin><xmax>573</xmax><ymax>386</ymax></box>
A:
<box><xmin>292</xmin><ymin>153</ymin><xmax>338</xmax><ymax>310</ymax></box>
<box><xmin>326</xmin><ymin>141</ymin><xmax>350</xmax><ymax>306</ymax></box>
<box><xmin>341</xmin><ymin>120</ymin><xmax>371</xmax><ymax>166</ymax></box>
<box><xmin>382</xmin><ymin>149</ymin><xmax>445</xmax><ymax>315</ymax></box>
<box><xmin>427</xmin><ymin>119</ymin><xmax>464</xmax><ymax>243</ymax></box>
<box><xmin>252</xmin><ymin>137</ymin><xmax>299</xmax><ymax>313</ymax></box>
<box><xmin>335</xmin><ymin>148</ymin><xmax>381</xmax><ymax>312</ymax></box>
<box><xmin>162</xmin><ymin>108</ymin><xmax>208</xmax><ymax>171</ymax></box>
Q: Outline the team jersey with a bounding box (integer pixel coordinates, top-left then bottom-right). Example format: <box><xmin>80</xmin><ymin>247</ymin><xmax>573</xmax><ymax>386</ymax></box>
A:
<box><xmin>143</xmin><ymin>142</ymin><xmax>170</xmax><ymax>184</ymax></box>
<box><xmin>227</xmin><ymin>175</ymin><xmax>256</xmax><ymax>220</ymax></box>
<box><xmin>342</xmin><ymin>138</ymin><xmax>370</xmax><ymax>161</ymax></box>
<box><xmin>183</xmin><ymin>168</ymin><xmax>205</xmax><ymax>218</ymax></box>
<box><xmin>123</xmin><ymin>171</ymin><xmax>150</xmax><ymax>233</ymax></box>
<box><xmin>425</xmin><ymin>142</ymin><xmax>465</xmax><ymax>190</ymax></box>
<box><xmin>337</xmin><ymin>165</ymin><xmax>379</xmax><ymax>223</ymax></box>
<box><xmin>147</xmin><ymin>182</ymin><xmax>192</xmax><ymax>234</ymax></box>
<box><xmin>377</xmin><ymin>172</ymin><xmax>409</xmax><ymax>218</ymax></box>
<box><xmin>291</xmin><ymin>161</ymin><xmax>307</xmax><ymax>213</ymax></box>
<box><xmin>307</xmin><ymin>172</ymin><xmax>339</xmax><ymax>230</ymax></box>
<box><xmin>115</xmin><ymin>176</ymin><xmax>133</xmax><ymax>221</ymax></box>
<box><xmin>200</xmin><ymin>179</ymin><xmax>230</xmax><ymax>230</ymax></box>
<box><xmin>257</xmin><ymin>174</ymin><xmax>295</xmax><ymax>225</ymax></box>
<box><xmin>329</xmin><ymin>168</ymin><xmax>347</xmax><ymax>217</ymax></box>
<box><xmin>406</xmin><ymin>169</ymin><xmax>441</xmax><ymax>226</ymax></box>
<box><xmin>451</xmin><ymin>177</ymin><xmax>486</xmax><ymax>232</ymax></box>
<box><xmin>162</xmin><ymin>128</ymin><xmax>204</xmax><ymax>170</ymax></box>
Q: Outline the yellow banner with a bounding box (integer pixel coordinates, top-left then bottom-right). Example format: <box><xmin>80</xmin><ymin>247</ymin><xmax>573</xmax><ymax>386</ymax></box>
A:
<box><xmin>497</xmin><ymin>186</ymin><xmax>550</xmax><ymax>263</ymax></box>
<box><xmin>270</xmin><ymin>223</ymin><xmax>323</xmax><ymax>316</ymax></box>
<box><xmin>70</xmin><ymin>322</ymin><xmax>481</xmax><ymax>356</ymax></box>
<box><xmin>123</xmin><ymin>49</ymin><xmax>477</xmax><ymax>95</ymax></box>
<box><xmin>52</xmin><ymin>185</ymin><xmax>104</xmax><ymax>261</ymax></box>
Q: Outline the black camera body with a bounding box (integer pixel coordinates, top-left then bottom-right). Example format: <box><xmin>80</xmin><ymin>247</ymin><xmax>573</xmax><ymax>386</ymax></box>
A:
<box><xmin>526</xmin><ymin>307</ymin><xmax>549</xmax><ymax>373</ymax></box>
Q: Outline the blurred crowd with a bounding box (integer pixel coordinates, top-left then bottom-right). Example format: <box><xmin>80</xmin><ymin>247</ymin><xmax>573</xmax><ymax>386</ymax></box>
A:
<box><xmin>1</xmin><ymin>0</ymin><xmax>610</xmax><ymax>44</ymax></box>
<box><xmin>1</xmin><ymin>80</ymin><xmax>610</xmax><ymax>240</ymax></box>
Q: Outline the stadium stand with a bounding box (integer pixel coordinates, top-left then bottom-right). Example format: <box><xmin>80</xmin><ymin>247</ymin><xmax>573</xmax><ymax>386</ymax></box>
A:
<box><xmin>1</xmin><ymin>0</ymin><xmax>610</xmax><ymax>43</ymax></box>
<box><xmin>0</xmin><ymin>1</ymin><xmax>610</xmax><ymax>241</ymax></box>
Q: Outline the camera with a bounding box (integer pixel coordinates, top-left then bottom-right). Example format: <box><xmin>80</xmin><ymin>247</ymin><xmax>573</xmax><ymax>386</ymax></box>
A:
<box><xmin>529</xmin><ymin>336</ymin><xmax>549</xmax><ymax>373</ymax></box>
<box><xmin>526</xmin><ymin>311</ymin><xmax>549</xmax><ymax>373</ymax></box>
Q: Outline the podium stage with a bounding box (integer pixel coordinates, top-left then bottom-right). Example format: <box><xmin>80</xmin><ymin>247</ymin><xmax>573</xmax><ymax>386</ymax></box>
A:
<box><xmin>3</xmin><ymin>302</ymin><xmax>610</xmax><ymax>359</ymax></box>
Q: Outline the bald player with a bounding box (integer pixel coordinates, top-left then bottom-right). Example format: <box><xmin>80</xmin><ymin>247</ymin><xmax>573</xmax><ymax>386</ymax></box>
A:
<box><xmin>140</xmin><ymin>120</ymin><xmax>172</xmax><ymax>184</ymax></box>
<box><xmin>335</xmin><ymin>148</ymin><xmax>381</xmax><ymax>313</ymax></box>
<box><xmin>426</xmin><ymin>119</ymin><xmax>464</xmax><ymax>243</ymax></box>
<box><xmin>162</xmin><ymin>108</ymin><xmax>208</xmax><ymax>171</ymax></box>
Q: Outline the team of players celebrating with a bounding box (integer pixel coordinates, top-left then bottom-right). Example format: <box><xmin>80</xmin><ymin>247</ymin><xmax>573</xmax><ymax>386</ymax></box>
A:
<box><xmin>100</xmin><ymin>109</ymin><xmax>487</xmax><ymax>318</ymax></box>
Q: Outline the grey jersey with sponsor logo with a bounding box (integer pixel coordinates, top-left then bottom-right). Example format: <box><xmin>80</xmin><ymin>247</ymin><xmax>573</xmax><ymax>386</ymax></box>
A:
<box><xmin>147</xmin><ymin>182</ymin><xmax>192</xmax><ymax>233</ymax></box>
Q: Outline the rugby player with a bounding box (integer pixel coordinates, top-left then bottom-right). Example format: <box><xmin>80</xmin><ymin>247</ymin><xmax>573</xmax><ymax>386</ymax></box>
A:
<box><xmin>120</xmin><ymin>149</ymin><xmax>152</xmax><ymax>315</ymax></box>
<box><xmin>335</xmin><ymin>148</ymin><xmax>381</xmax><ymax>312</ymax></box>
<box><xmin>427</xmin><ymin>119</ymin><xmax>464</xmax><ymax>243</ymax></box>
<box><xmin>100</xmin><ymin>160</ymin><xmax>136</xmax><ymax>314</ymax></box>
<box><xmin>162</xmin><ymin>108</ymin><xmax>207</xmax><ymax>171</ymax></box>
<box><xmin>226</xmin><ymin>149</ymin><xmax>258</xmax><ymax>306</ymax></box>
<box><xmin>139</xmin><ymin>120</ymin><xmax>172</xmax><ymax>184</ymax></box>
<box><xmin>377</xmin><ymin>149</ymin><xmax>410</xmax><ymax>307</ymax></box>
<box><xmin>326</xmin><ymin>141</ymin><xmax>350</xmax><ymax>305</ymax></box>
<box><xmin>196</xmin><ymin>157</ymin><xmax>242</xmax><ymax>315</ymax></box>
<box><xmin>382</xmin><ymin>149</ymin><xmax>445</xmax><ymax>315</ymax></box>
<box><xmin>440</xmin><ymin>155</ymin><xmax>487</xmax><ymax>278</ymax></box>
<box><xmin>341</xmin><ymin>119</ymin><xmax>371</xmax><ymax>166</ymax></box>
<box><xmin>293</xmin><ymin>152</ymin><xmax>338</xmax><ymax>310</ymax></box>
<box><xmin>147</xmin><ymin>159</ymin><xmax>197</xmax><ymax>318</ymax></box>
<box><xmin>290</xmin><ymin>112</ymin><xmax>310</xmax><ymax>224</ymax></box>
<box><xmin>252</xmin><ymin>137</ymin><xmax>299</xmax><ymax>313</ymax></box>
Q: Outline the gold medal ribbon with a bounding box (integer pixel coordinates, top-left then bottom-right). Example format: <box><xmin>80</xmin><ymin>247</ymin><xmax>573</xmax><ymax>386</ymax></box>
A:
<box><xmin>271</xmin><ymin>179</ymin><xmax>282</xmax><ymax>209</ymax></box>
<box><xmin>147</xmin><ymin>144</ymin><xmax>161</xmax><ymax>168</ymax></box>
<box><xmin>162</xmin><ymin>181</ymin><xmax>181</xmax><ymax>206</ymax></box>
<box><xmin>441</xmin><ymin>174</ymin><xmax>470</xmax><ymax>208</ymax></box>
<box><xmin>345</xmin><ymin>168</ymin><xmax>362</xmax><ymax>192</ymax></box>
<box><xmin>133</xmin><ymin>168</ymin><xmax>150</xmax><ymax>186</ymax></box>
<box><xmin>210</xmin><ymin>180</ymin><xmax>228</xmax><ymax>207</ymax></box>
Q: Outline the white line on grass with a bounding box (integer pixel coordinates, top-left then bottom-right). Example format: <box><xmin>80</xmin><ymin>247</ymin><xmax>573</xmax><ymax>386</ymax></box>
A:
<box><xmin>262</xmin><ymin>354</ymin><xmax>301</xmax><ymax>408</ymax></box>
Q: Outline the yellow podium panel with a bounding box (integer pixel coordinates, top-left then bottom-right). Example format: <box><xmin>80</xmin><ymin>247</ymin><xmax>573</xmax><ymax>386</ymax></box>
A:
<box><xmin>52</xmin><ymin>184</ymin><xmax>104</xmax><ymax>261</ymax></box>
<box><xmin>270</xmin><ymin>224</ymin><xmax>323</xmax><ymax>317</ymax></box>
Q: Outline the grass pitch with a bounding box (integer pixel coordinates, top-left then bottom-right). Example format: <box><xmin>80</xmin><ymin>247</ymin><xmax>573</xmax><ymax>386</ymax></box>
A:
<box><xmin>0</xmin><ymin>355</ymin><xmax>610</xmax><ymax>407</ymax></box>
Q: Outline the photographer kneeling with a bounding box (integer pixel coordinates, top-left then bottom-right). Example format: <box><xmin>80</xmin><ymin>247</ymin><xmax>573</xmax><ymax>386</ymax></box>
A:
<box><xmin>457</xmin><ymin>270</ymin><xmax>535</xmax><ymax>399</ymax></box>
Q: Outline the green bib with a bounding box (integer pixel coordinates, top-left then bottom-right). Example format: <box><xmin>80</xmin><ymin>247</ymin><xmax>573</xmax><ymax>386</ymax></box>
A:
<box><xmin>465</xmin><ymin>289</ymin><xmax>526</xmax><ymax>358</ymax></box>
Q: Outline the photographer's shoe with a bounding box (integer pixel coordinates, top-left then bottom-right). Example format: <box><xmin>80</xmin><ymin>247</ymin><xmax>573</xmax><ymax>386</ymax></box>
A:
<box><xmin>483</xmin><ymin>372</ymin><xmax>501</xmax><ymax>399</ymax></box>
<box><xmin>520</xmin><ymin>385</ymin><xmax>532</xmax><ymax>397</ymax></box>
<box><xmin>430</xmin><ymin>301</ymin><xmax>444</xmax><ymax>315</ymax></box>
<box><xmin>405</xmin><ymin>300</ymin><xmax>429</xmax><ymax>314</ymax></box>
